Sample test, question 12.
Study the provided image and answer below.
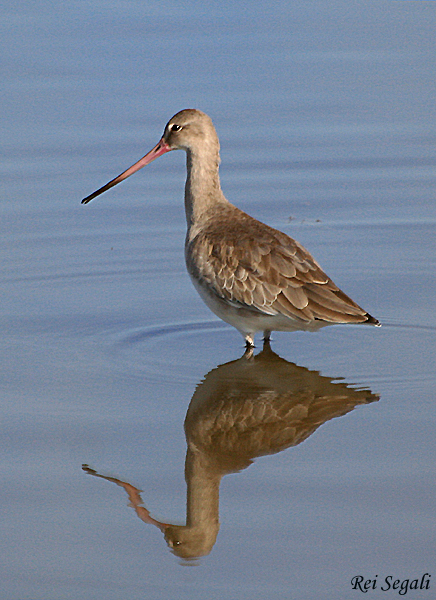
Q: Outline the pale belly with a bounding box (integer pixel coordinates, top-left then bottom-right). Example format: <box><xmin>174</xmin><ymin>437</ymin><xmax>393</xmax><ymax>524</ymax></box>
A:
<box><xmin>188</xmin><ymin>272</ymin><xmax>328</xmax><ymax>342</ymax></box>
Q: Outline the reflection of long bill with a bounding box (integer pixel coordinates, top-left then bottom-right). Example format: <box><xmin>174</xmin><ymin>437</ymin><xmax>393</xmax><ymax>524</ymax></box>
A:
<box><xmin>82</xmin><ymin>343</ymin><xmax>379</xmax><ymax>561</ymax></box>
<box><xmin>82</xmin><ymin>464</ymin><xmax>170</xmax><ymax>532</ymax></box>
<box><xmin>81</xmin><ymin>139</ymin><xmax>172</xmax><ymax>205</ymax></box>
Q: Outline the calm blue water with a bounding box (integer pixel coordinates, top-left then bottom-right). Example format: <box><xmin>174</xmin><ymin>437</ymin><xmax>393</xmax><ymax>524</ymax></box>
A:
<box><xmin>1</xmin><ymin>2</ymin><xmax>435</xmax><ymax>599</ymax></box>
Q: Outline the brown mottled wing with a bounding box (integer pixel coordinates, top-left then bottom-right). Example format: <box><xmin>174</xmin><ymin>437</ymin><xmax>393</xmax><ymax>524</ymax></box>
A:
<box><xmin>187</xmin><ymin>208</ymin><xmax>373</xmax><ymax>324</ymax></box>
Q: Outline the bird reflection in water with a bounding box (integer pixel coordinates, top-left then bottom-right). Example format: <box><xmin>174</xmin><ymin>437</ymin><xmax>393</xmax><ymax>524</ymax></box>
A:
<box><xmin>83</xmin><ymin>342</ymin><xmax>378</xmax><ymax>561</ymax></box>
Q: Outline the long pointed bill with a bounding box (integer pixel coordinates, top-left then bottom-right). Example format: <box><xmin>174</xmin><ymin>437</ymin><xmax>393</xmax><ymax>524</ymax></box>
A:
<box><xmin>81</xmin><ymin>138</ymin><xmax>172</xmax><ymax>204</ymax></box>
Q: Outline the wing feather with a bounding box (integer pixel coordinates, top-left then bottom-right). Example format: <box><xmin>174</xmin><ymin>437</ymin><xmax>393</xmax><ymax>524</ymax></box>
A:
<box><xmin>186</xmin><ymin>206</ymin><xmax>370</xmax><ymax>323</ymax></box>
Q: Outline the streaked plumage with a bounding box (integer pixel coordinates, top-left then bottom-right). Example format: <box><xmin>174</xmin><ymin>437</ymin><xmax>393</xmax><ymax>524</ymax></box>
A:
<box><xmin>82</xmin><ymin>109</ymin><xmax>379</xmax><ymax>346</ymax></box>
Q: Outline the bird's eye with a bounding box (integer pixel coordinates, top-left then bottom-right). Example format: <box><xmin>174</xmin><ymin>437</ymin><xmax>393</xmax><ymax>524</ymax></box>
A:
<box><xmin>170</xmin><ymin>124</ymin><xmax>182</xmax><ymax>132</ymax></box>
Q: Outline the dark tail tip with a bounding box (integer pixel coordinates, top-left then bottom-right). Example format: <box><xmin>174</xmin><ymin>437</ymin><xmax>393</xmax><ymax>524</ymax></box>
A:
<box><xmin>366</xmin><ymin>313</ymin><xmax>381</xmax><ymax>327</ymax></box>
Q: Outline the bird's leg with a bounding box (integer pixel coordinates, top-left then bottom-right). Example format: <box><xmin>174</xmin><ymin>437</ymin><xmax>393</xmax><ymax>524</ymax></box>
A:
<box><xmin>263</xmin><ymin>330</ymin><xmax>271</xmax><ymax>343</ymax></box>
<box><xmin>244</xmin><ymin>334</ymin><xmax>255</xmax><ymax>348</ymax></box>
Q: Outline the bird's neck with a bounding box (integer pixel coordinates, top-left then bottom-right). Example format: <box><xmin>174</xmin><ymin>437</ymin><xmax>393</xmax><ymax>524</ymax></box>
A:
<box><xmin>185</xmin><ymin>447</ymin><xmax>221</xmax><ymax>533</ymax></box>
<box><xmin>184</xmin><ymin>147</ymin><xmax>228</xmax><ymax>230</ymax></box>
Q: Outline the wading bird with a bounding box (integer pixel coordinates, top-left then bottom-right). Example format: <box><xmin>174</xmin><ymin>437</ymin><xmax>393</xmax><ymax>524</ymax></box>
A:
<box><xmin>82</xmin><ymin>109</ymin><xmax>379</xmax><ymax>346</ymax></box>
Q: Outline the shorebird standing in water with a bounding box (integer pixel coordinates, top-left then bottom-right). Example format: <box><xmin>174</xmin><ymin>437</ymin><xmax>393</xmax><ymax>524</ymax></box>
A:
<box><xmin>82</xmin><ymin>109</ymin><xmax>379</xmax><ymax>346</ymax></box>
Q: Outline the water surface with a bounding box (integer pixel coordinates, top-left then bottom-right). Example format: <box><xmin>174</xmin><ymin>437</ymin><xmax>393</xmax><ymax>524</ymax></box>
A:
<box><xmin>1</xmin><ymin>2</ymin><xmax>435</xmax><ymax>599</ymax></box>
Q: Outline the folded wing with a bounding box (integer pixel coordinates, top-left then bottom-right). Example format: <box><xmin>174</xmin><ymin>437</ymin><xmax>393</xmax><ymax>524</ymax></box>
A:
<box><xmin>186</xmin><ymin>208</ymin><xmax>376</xmax><ymax>325</ymax></box>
